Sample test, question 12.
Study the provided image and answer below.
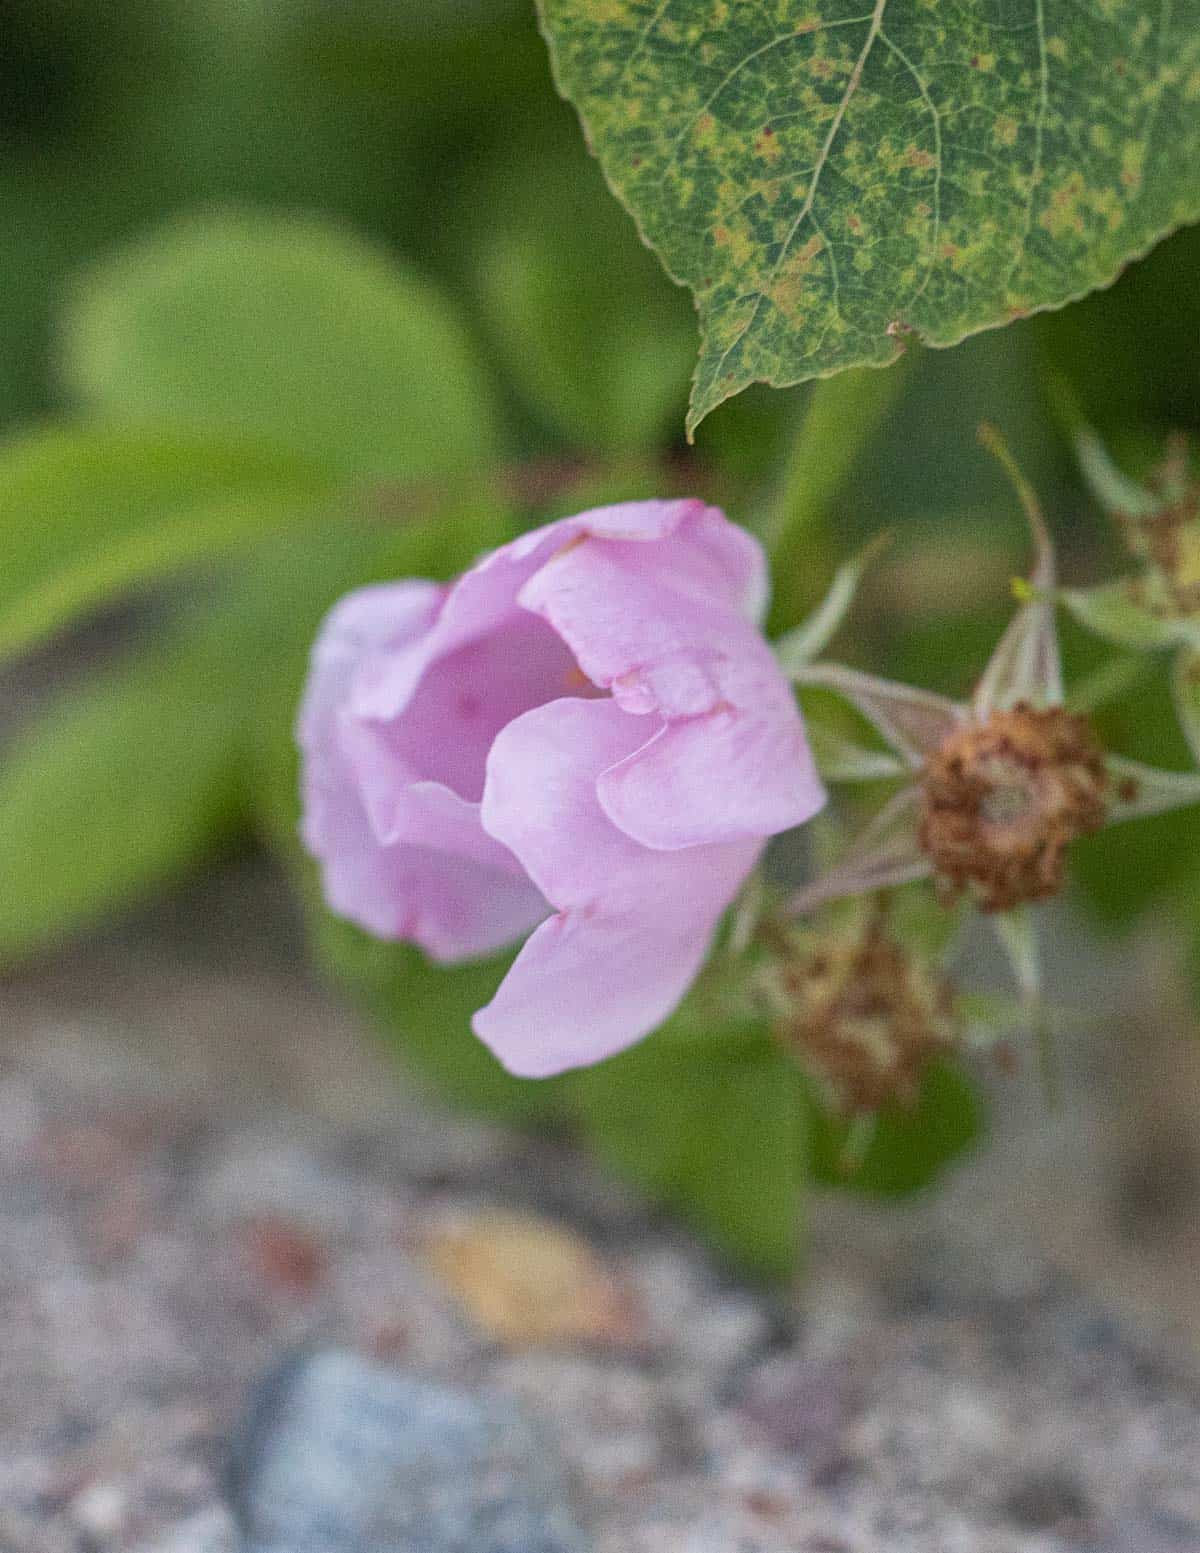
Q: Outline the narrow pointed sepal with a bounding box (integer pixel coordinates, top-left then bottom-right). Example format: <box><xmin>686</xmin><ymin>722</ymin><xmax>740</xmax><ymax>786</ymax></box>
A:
<box><xmin>1075</xmin><ymin>428</ymin><xmax>1160</xmax><ymax>522</ymax></box>
<box><xmin>1060</xmin><ymin>580</ymin><xmax>1195</xmax><ymax>653</ymax></box>
<box><xmin>973</xmin><ymin>588</ymin><xmax>1063</xmax><ymax>719</ymax></box>
<box><xmin>793</xmin><ymin>663</ymin><xmax>963</xmax><ymax>769</ymax></box>
<box><xmin>974</xmin><ymin>425</ymin><xmax>1063</xmax><ymax>717</ymax></box>
<box><xmin>1104</xmin><ymin>752</ymin><xmax>1200</xmax><ymax>824</ymax></box>
<box><xmin>1171</xmin><ymin>650</ymin><xmax>1200</xmax><ymax>768</ymax></box>
<box><xmin>990</xmin><ymin>905</ymin><xmax>1060</xmax><ymax>1106</ymax></box>
<box><xmin>787</xmin><ymin>787</ymin><xmax>933</xmax><ymax>916</ymax></box>
<box><xmin>774</xmin><ymin>537</ymin><xmax>888</xmax><ymax>674</ymax></box>
<box><xmin>804</xmin><ymin>716</ymin><xmax>909</xmax><ymax>783</ymax></box>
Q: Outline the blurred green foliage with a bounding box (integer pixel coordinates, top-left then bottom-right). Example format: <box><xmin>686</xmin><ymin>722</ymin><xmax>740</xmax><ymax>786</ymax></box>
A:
<box><xmin>1</xmin><ymin>0</ymin><xmax>1198</xmax><ymax>1275</ymax></box>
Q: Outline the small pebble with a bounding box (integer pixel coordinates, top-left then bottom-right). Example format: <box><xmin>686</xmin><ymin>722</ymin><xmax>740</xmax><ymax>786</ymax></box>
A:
<box><xmin>227</xmin><ymin>1348</ymin><xmax>591</xmax><ymax>1553</ymax></box>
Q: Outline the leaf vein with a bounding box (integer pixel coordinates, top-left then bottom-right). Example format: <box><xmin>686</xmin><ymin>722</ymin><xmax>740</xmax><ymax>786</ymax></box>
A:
<box><xmin>656</xmin><ymin>11</ymin><xmax>877</xmax><ymax>186</ymax></box>
<box><xmin>705</xmin><ymin>0</ymin><xmax>889</xmax><ymax>384</ymax></box>
<box><xmin>878</xmin><ymin>28</ymin><xmax>942</xmax><ymax>305</ymax></box>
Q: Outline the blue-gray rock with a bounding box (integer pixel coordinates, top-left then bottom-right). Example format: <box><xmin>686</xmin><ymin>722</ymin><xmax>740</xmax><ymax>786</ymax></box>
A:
<box><xmin>226</xmin><ymin>1349</ymin><xmax>592</xmax><ymax>1553</ymax></box>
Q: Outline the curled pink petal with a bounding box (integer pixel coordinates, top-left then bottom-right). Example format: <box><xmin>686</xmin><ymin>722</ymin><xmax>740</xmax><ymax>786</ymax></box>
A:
<box><xmin>472</xmin><ymin>896</ymin><xmax>744</xmax><ymax>1077</ymax></box>
<box><xmin>475</xmin><ymin>698</ymin><xmax>760</xmax><ymax>1074</ymax></box>
<box><xmin>597</xmin><ymin>703</ymin><xmax>824</xmax><ymax>850</ymax></box>
<box><xmin>480</xmin><ymin>698</ymin><xmax>655</xmax><ymax>905</ymax></box>
<box><xmin>519</xmin><ymin>537</ymin><xmax>823</xmax><ymax>848</ymax></box>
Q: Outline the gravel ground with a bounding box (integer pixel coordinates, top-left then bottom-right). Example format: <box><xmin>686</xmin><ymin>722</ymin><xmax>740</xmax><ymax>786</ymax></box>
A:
<box><xmin>2</xmin><ymin>863</ymin><xmax>1200</xmax><ymax>1552</ymax></box>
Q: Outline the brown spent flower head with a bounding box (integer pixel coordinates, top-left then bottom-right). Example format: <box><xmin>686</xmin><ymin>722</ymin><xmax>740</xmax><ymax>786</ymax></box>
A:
<box><xmin>1115</xmin><ymin>438</ymin><xmax>1200</xmax><ymax>617</ymax></box>
<box><xmin>776</xmin><ymin>918</ymin><xmax>960</xmax><ymax>1115</ymax></box>
<box><xmin>918</xmin><ymin>703</ymin><xmax>1108</xmax><ymax>912</ymax></box>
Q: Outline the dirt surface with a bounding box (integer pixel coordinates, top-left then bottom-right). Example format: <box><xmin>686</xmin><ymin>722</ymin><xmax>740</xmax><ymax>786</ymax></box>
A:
<box><xmin>2</xmin><ymin>861</ymin><xmax>1200</xmax><ymax>1552</ymax></box>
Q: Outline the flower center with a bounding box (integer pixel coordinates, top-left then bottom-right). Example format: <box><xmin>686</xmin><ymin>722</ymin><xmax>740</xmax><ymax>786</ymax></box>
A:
<box><xmin>918</xmin><ymin>703</ymin><xmax>1107</xmax><ymax>911</ymax></box>
<box><xmin>774</xmin><ymin>920</ymin><xmax>960</xmax><ymax>1115</ymax></box>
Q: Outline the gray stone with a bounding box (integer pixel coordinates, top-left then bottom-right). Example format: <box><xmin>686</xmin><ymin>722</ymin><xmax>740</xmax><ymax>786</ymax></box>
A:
<box><xmin>227</xmin><ymin>1349</ymin><xmax>591</xmax><ymax>1553</ymax></box>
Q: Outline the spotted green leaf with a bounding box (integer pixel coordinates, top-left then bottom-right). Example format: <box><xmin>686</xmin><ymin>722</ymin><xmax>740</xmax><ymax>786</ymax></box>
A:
<box><xmin>538</xmin><ymin>0</ymin><xmax>1200</xmax><ymax>432</ymax></box>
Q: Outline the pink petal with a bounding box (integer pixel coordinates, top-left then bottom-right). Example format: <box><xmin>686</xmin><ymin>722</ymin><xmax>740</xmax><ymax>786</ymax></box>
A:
<box><xmin>518</xmin><ymin>538</ymin><xmax>735</xmax><ymax>712</ymax></box>
<box><xmin>298</xmin><ymin>581</ymin><xmax>547</xmax><ymax>960</ymax></box>
<box><xmin>597</xmin><ymin>704</ymin><xmax>824</xmax><ymax>850</ymax></box>
<box><xmin>351</xmin><ymin>499</ymin><xmax>762</xmax><ymax>724</ymax></box>
<box><xmin>476</xmin><ymin>697</ymin><xmax>760</xmax><ymax>1073</ymax></box>
<box><xmin>301</xmin><ymin>734</ymin><xmax>547</xmax><ymax>960</ymax></box>
<box><xmin>346</xmin><ymin>610</ymin><xmax>582</xmax><ymax>830</ymax></box>
<box><xmin>517</xmin><ymin>539</ymin><xmax>822</xmax><ymax>847</ymax></box>
<box><xmin>480</xmin><ymin>698</ymin><xmax>655</xmax><ymax>906</ymax></box>
<box><xmin>297</xmin><ymin>580</ymin><xmax>444</xmax><ymax>750</ymax></box>
<box><xmin>472</xmin><ymin>897</ymin><xmax>743</xmax><ymax>1077</ymax></box>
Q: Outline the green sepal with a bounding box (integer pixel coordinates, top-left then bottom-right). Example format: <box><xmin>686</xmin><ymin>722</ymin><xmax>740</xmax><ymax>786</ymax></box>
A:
<box><xmin>1060</xmin><ymin>581</ymin><xmax>1197</xmax><ymax>654</ymax></box>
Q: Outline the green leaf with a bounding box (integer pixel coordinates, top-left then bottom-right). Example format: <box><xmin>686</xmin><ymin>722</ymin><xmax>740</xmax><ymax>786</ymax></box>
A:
<box><xmin>62</xmin><ymin>211</ymin><xmax>501</xmax><ymax>479</ymax></box>
<box><xmin>471</xmin><ymin>147</ymin><xmax>695</xmax><ymax>451</ymax></box>
<box><xmin>0</xmin><ymin>424</ymin><xmax>326</xmax><ymax>658</ymax></box>
<box><xmin>574</xmin><ymin>997</ymin><xmax>806</xmax><ymax>1279</ymax></box>
<box><xmin>804</xmin><ymin>1058</ymin><xmax>982</xmax><ymax>1196</ymax></box>
<box><xmin>538</xmin><ymin>0</ymin><xmax>1200</xmax><ymax>432</ymax></box>
<box><xmin>0</xmin><ymin>485</ymin><xmax>333</xmax><ymax>668</ymax></box>
<box><xmin>0</xmin><ymin>641</ymin><xmax>243</xmax><ymax>964</ymax></box>
<box><xmin>0</xmin><ymin>480</ymin><xmax>516</xmax><ymax>967</ymax></box>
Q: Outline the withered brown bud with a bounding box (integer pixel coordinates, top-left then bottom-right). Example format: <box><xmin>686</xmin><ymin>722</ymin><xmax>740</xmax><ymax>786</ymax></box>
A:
<box><xmin>918</xmin><ymin>703</ymin><xmax>1107</xmax><ymax>912</ymax></box>
<box><xmin>776</xmin><ymin>921</ymin><xmax>960</xmax><ymax>1115</ymax></box>
<box><xmin>1118</xmin><ymin>444</ymin><xmax>1200</xmax><ymax>615</ymax></box>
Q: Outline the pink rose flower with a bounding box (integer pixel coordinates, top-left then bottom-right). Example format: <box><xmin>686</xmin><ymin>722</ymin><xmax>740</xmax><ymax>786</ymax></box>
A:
<box><xmin>298</xmin><ymin>499</ymin><xmax>825</xmax><ymax>1076</ymax></box>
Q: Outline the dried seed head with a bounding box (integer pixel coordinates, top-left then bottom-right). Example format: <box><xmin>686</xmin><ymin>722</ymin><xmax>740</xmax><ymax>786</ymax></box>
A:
<box><xmin>918</xmin><ymin>703</ymin><xmax>1107</xmax><ymax>911</ymax></box>
<box><xmin>1117</xmin><ymin>444</ymin><xmax>1200</xmax><ymax>616</ymax></box>
<box><xmin>775</xmin><ymin>919</ymin><xmax>960</xmax><ymax>1115</ymax></box>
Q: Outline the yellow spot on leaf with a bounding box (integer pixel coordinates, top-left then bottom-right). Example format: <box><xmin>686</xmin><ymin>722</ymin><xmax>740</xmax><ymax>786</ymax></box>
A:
<box><xmin>1040</xmin><ymin>171</ymin><xmax>1087</xmax><ymax>238</ymax></box>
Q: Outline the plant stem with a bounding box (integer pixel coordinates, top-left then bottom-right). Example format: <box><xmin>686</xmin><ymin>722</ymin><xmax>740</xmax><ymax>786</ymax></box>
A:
<box><xmin>766</xmin><ymin>359</ymin><xmax>912</xmax><ymax>636</ymax></box>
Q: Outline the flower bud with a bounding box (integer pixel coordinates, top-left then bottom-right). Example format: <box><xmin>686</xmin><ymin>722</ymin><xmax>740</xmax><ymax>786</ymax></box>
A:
<box><xmin>775</xmin><ymin>917</ymin><xmax>960</xmax><ymax>1114</ymax></box>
